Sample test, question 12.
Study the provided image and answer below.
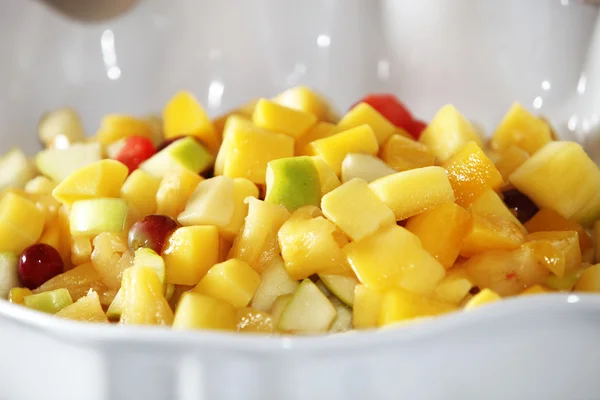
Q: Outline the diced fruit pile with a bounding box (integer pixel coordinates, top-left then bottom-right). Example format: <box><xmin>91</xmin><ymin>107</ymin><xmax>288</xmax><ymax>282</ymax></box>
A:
<box><xmin>2</xmin><ymin>88</ymin><xmax>600</xmax><ymax>335</ymax></box>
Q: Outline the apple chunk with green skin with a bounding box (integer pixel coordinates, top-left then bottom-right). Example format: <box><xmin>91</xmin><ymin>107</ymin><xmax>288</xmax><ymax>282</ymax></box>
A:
<box><xmin>265</xmin><ymin>156</ymin><xmax>321</xmax><ymax>212</ymax></box>
<box><xmin>0</xmin><ymin>252</ymin><xmax>18</xmax><ymax>298</ymax></box>
<box><xmin>0</xmin><ymin>149</ymin><xmax>36</xmax><ymax>191</ymax></box>
<box><xmin>177</xmin><ymin>176</ymin><xmax>235</xmax><ymax>227</ymax></box>
<box><xmin>277</xmin><ymin>279</ymin><xmax>337</xmax><ymax>333</ymax></box>
<box><xmin>140</xmin><ymin>136</ymin><xmax>213</xmax><ymax>178</ymax></box>
<box><xmin>24</xmin><ymin>288</ymin><xmax>73</xmax><ymax>314</ymax></box>
<box><xmin>70</xmin><ymin>198</ymin><xmax>128</xmax><ymax>237</ymax></box>
<box><xmin>36</xmin><ymin>142</ymin><xmax>102</xmax><ymax>182</ymax></box>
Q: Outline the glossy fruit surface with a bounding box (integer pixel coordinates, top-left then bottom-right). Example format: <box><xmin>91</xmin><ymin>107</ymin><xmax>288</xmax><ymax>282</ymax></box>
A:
<box><xmin>127</xmin><ymin>215</ymin><xmax>179</xmax><ymax>254</ymax></box>
<box><xmin>18</xmin><ymin>243</ymin><xmax>64</xmax><ymax>289</ymax></box>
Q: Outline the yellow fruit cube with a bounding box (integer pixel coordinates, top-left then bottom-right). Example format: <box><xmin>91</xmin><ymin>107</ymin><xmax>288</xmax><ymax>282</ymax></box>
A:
<box><xmin>308</xmin><ymin>125</ymin><xmax>379</xmax><ymax>175</ymax></box>
<box><xmin>120</xmin><ymin>169</ymin><xmax>161</xmax><ymax>217</ymax></box>
<box><xmin>236</xmin><ymin>307</ymin><xmax>274</xmax><ymax>333</ymax></box>
<box><xmin>352</xmin><ymin>284</ymin><xmax>384</xmax><ymax>329</ymax></box>
<box><xmin>491</xmin><ymin>103</ymin><xmax>552</xmax><ymax>155</ymax></box>
<box><xmin>56</xmin><ymin>205</ymin><xmax>72</xmax><ymax>265</ymax></box>
<box><xmin>193</xmin><ymin>258</ymin><xmax>261</xmax><ymax>308</ymax></box>
<box><xmin>369</xmin><ymin>166</ymin><xmax>455</xmax><ymax>221</ymax></box>
<box><xmin>39</xmin><ymin>217</ymin><xmax>61</xmax><ymax>251</ymax></box>
<box><xmin>418</xmin><ymin>105</ymin><xmax>483</xmax><ymax>162</ymax></box>
<box><xmin>120</xmin><ymin>266</ymin><xmax>173</xmax><ymax>326</ymax></box>
<box><xmin>464</xmin><ymin>288</ymin><xmax>501</xmax><ymax>310</ymax></box>
<box><xmin>443</xmin><ymin>141</ymin><xmax>504</xmax><ymax>208</ymax></box>
<box><xmin>177</xmin><ymin>176</ymin><xmax>234</xmax><ymax>228</ymax></box>
<box><xmin>8</xmin><ymin>287</ymin><xmax>32</xmax><ymax>304</ymax></box>
<box><xmin>221</xmin><ymin>178</ymin><xmax>259</xmax><ymax>241</ymax></box>
<box><xmin>52</xmin><ymin>159</ymin><xmax>128</xmax><ymax>205</ymax></box>
<box><xmin>526</xmin><ymin>208</ymin><xmax>593</xmax><ymax>256</ymax></box>
<box><xmin>343</xmin><ymin>225</ymin><xmax>445</xmax><ymax>294</ymax></box>
<box><xmin>321</xmin><ymin>178</ymin><xmax>395</xmax><ymax>241</ymax></box>
<box><xmin>338</xmin><ymin>102</ymin><xmax>397</xmax><ymax>145</ymax></box>
<box><xmin>163</xmin><ymin>91</ymin><xmax>219</xmax><ymax>153</ymax></box>
<box><xmin>272</xmin><ymin>86</ymin><xmax>335</xmax><ymax>122</ymax></box>
<box><xmin>0</xmin><ymin>192</ymin><xmax>45</xmax><ymax>254</ymax></box>
<box><xmin>433</xmin><ymin>267</ymin><xmax>474</xmax><ymax>305</ymax></box>
<box><xmin>25</xmin><ymin>176</ymin><xmax>57</xmax><ymax>196</ymax></box>
<box><xmin>574</xmin><ymin>264</ymin><xmax>600</xmax><ymax>292</ymax></box>
<box><xmin>494</xmin><ymin>145</ymin><xmax>530</xmax><ymax>181</ymax></box>
<box><xmin>295</xmin><ymin>122</ymin><xmax>337</xmax><ymax>156</ymax></box>
<box><xmin>312</xmin><ymin>156</ymin><xmax>341</xmax><ymax>195</ymax></box>
<box><xmin>379</xmin><ymin>134</ymin><xmax>435</xmax><ymax>172</ymax></box>
<box><xmin>163</xmin><ymin>226</ymin><xmax>220</xmax><ymax>285</ymax></box>
<box><xmin>524</xmin><ymin>231</ymin><xmax>581</xmax><ymax>278</ymax></box>
<box><xmin>379</xmin><ymin>288</ymin><xmax>455</xmax><ymax>327</ymax></box>
<box><xmin>96</xmin><ymin>114</ymin><xmax>154</xmax><ymax>146</ymax></box>
<box><xmin>156</xmin><ymin>166</ymin><xmax>204</xmax><ymax>219</ymax></box>
<box><xmin>460</xmin><ymin>212</ymin><xmax>525</xmax><ymax>257</ymax></box>
<box><xmin>173</xmin><ymin>292</ymin><xmax>236</xmax><ymax>331</ymax></box>
<box><xmin>55</xmin><ymin>291</ymin><xmax>109</xmax><ymax>323</ymax></box>
<box><xmin>252</xmin><ymin>98</ymin><xmax>317</xmax><ymax>139</ymax></box>
<box><xmin>470</xmin><ymin>189</ymin><xmax>526</xmax><ymax>233</ymax></box>
<box><xmin>520</xmin><ymin>284</ymin><xmax>551</xmax><ymax>296</ymax></box>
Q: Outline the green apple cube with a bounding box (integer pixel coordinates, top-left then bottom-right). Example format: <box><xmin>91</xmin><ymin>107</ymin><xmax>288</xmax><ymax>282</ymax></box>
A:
<box><xmin>270</xmin><ymin>294</ymin><xmax>293</xmax><ymax>325</ymax></box>
<box><xmin>106</xmin><ymin>288</ymin><xmax>124</xmax><ymax>320</ymax></box>
<box><xmin>36</xmin><ymin>142</ymin><xmax>102</xmax><ymax>182</ymax></box>
<box><xmin>0</xmin><ymin>252</ymin><xmax>18</xmax><ymax>298</ymax></box>
<box><xmin>177</xmin><ymin>176</ymin><xmax>235</xmax><ymax>227</ymax></box>
<box><xmin>0</xmin><ymin>149</ymin><xmax>36</xmax><ymax>191</ymax></box>
<box><xmin>24</xmin><ymin>288</ymin><xmax>73</xmax><ymax>314</ymax></box>
<box><xmin>140</xmin><ymin>136</ymin><xmax>214</xmax><ymax>178</ymax></box>
<box><xmin>265</xmin><ymin>156</ymin><xmax>321</xmax><ymax>211</ymax></box>
<box><xmin>277</xmin><ymin>279</ymin><xmax>337</xmax><ymax>334</ymax></box>
<box><xmin>318</xmin><ymin>274</ymin><xmax>358</xmax><ymax>307</ymax></box>
<box><xmin>341</xmin><ymin>153</ymin><xmax>396</xmax><ymax>183</ymax></box>
<box><xmin>328</xmin><ymin>298</ymin><xmax>353</xmax><ymax>333</ymax></box>
<box><xmin>133</xmin><ymin>248</ymin><xmax>166</xmax><ymax>284</ymax></box>
<box><xmin>70</xmin><ymin>198</ymin><xmax>128</xmax><ymax>236</ymax></box>
<box><xmin>250</xmin><ymin>256</ymin><xmax>299</xmax><ymax>312</ymax></box>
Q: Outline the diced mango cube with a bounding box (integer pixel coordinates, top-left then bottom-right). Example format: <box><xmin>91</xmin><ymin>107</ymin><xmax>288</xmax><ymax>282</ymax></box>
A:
<box><xmin>464</xmin><ymin>288</ymin><xmax>501</xmax><ymax>310</ymax></box>
<box><xmin>120</xmin><ymin>169</ymin><xmax>161</xmax><ymax>217</ymax></box>
<box><xmin>491</xmin><ymin>103</ymin><xmax>552</xmax><ymax>155</ymax></box>
<box><xmin>236</xmin><ymin>307</ymin><xmax>274</xmax><ymax>333</ymax></box>
<box><xmin>378</xmin><ymin>288</ymin><xmax>455</xmax><ymax>327</ymax></box>
<box><xmin>460</xmin><ymin>212</ymin><xmax>524</xmax><ymax>257</ymax></box>
<box><xmin>338</xmin><ymin>102</ymin><xmax>397</xmax><ymax>145</ymax></box>
<box><xmin>221</xmin><ymin>178</ymin><xmax>259</xmax><ymax>241</ymax></box>
<box><xmin>524</xmin><ymin>231</ymin><xmax>581</xmax><ymax>278</ymax></box>
<box><xmin>443</xmin><ymin>141</ymin><xmax>504</xmax><ymax>208</ymax></box>
<box><xmin>379</xmin><ymin>134</ymin><xmax>435</xmax><ymax>172</ymax></box>
<box><xmin>432</xmin><ymin>267</ymin><xmax>474</xmax><ymax>305</ymax></box>
<box><xmin>321</xmin><ymin>178</ymin><xmax>395</xmax><ymax>241</ymax></box>
<box><xmin>343</xmin><ymin>225</ymin><xmax>445</xmax><ymax>294</ymax></box>
<box><xmin>520</xmin><ymin>284</ymin><xmax>551</xmax><ymax>296</ymax></box>
<box><xmin>418</xmin><ymin>105</ymin><xmax>483</xmax><ymax>162</ymax></box>
<box><xmin>406</xmin><ymin>203</ymin><xmax>472</xmax><ymax>268</ymax></box>
<box><xmin>494</xmin><ymin>145</ymin><xmax>530</xmax><ymax>181</ymax></box>
<box><xmin>8</xmin><ymin>287</ymin><xmax>32</xmax><ymax>304</ymax></box>
<box><xmin>163</xmin><ymin>226</ymin><xmax>220</xmax><ymax>285</ymax></box>
<box><xmin>252</xmin><ymin>98</ymin><xmax>317</xmax><ymax>139</ymax></box>
<box><xmin>369</xmin><ymin>166</ymin><xmax>455</xmax><ymax>221</ymax></box>
<box><xmin>470</xmin><ymin>189</ymin><xmax>526</xmax><ymax>233</ymax></box>
<box><xmin>352</xmin><ymin>284</ymin><xmax>384</xmax><ymax>329</ymax></box>
<box><xmin>120</xmin><ymin>266</ymin><xmax>173</xmax><ymax>326</ymax></box>
<box><xmin>574</xmin><ymin>264</ymin><xmax>600</xmax><ymax>292</ymax></box>
<box><xmin>308</xmin><ymin>125</ymin><xmax>379</xmax><ymax>175</ymax></box>
<box><xmin>156</xmin><ymin>166</ymin><xmax>204</xmax><ymax>219</ymax></box>
<box><xmin>273</xmin><ymin>86</ymin><xmax>336</xmax><ymax>122</ymax></box>
<box><xmin>96</xmin><ymin>114</ymin><xmax>154</xmax><ymax>146</ymax></box>
<box><xmin>525</xmin><ymin>208</ymin><xmax>593</xmax><ymax>256</ymax></box>
<box><xmin>295</xmin><ymin>122</ymin><xmax>337</xmax><ymax>156</ymax></box>
<box><xmin>173</xmin><ymin>292</ymin><xmax>236</xmax><ymax>331</ymax></box>
<box><xmin>0</xmin><ymin>192</ymin><xmax>45</xmax><ymax>254</ymax></box>
<box><xmin>39</xmin><ymin>217</ymin><xmax>61</xmax><ymax>251</ymax></box>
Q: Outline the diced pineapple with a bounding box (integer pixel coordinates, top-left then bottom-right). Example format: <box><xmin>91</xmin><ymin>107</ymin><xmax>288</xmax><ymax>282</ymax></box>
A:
<box><xmin>177</xmin><ymin>176</ymin><xmax>234</xmax><ymax>227</ymax></box>
<box><xmin>470</xmin><ymin>189</ymin><xmax>526</xmax><ymax>233</ymax></box>
<box><xmin>460</xmin><ymin>212</ymin><xmax>524</xmax><ymax>257</ymax></box>
<box><xmin>464</xmin><ymin>288</ymin><xmax>501</xmax><ymax>310</ymax></box>
<box><xmin>250</xmin><ymin>256</ymin><xmax>299</xmax><ymax>312</ymax></box>
<box><xmin>193</xmin><ymin>259</ymin><xmax>260</xmax><ymax>308</ymax></box>
<box><xmin>405</xmin><ymin>203</ymin><xmax>472</xmax><ymax>268</ymax></box>
<box><xmin>8</xmin><ymin>287</ymin><xmax>32</xmax><ymax>304</ymax></box>
<box><xmin>55</xmin><ymin>290</ymin><xmax>108</xmax><ymax>323</ymax></box>
<box><xmin>432</xmin><ymin>267</ymin><xmax>474</xmax><ymax>305</ymax></box>
<box><xmin>520</xmin><ymin>284</ymin><xmax>551</xmax><ymax>296</ymax></box>
<box><xmin>443</xmin><ymin>141</ymin><xmax>504</xmax><ymax>208</ymax></box>
<box><xmin>90</xmin><ymin>232</ymin><xmax>131</xmax><ymax>289</ymax></box>
<box><xmin>173</xmin><ymin>292</ymin><xmax>236</xmax><ymax>331</ymax></box>
<box><xmin>525</xmin><ymin>208</ymin><xmax>593</xmax><ymax>256</ymax></box>
<box><xmin>25</xmin><ymin>176</ymin><xmax>57</xmax><ymax>196</ymax></box>
<box><xmin>343</xmin><ymin>225</ymin><xmax>445</xmax><ymax>294</ymax></box>
<box><xmin>163</xmin><ymin>91</ymin><xmax>219</xmax><ymax>153</ymax></box>
<box><xmin>312</xmin><ymin>156</ymin><xmax>341</xmax><ymax>195</ymax></box>
<box><xmin>321</xmin><ymin>178</ymin><xmax>395</xmax><ymax>241</ymax></box>
<box><xmin>56</xmin><ymin>205</ymin><xmax>72</xmax><ymax>265</ymax></box>
<box><xmin>273</xmin><ymin>86</ymin><xmax>335</xmax><ymax>122</ymax></box>
<box><xmin>524</xmin><ymin>231</ymin><xmax>581</xmax><ymax>278</ymax></box>
<box><xmin>38</xmin><ymin>107</ymin><xmax>85</xmax><ymax>148</ymax></box>
<box><xmin>277</xmin><ymin>279</ymin><xmax>337</xmax><ymax>334</ymax></box>
<box><xmin>0</xmin><ymin>192</ymin><xmax>45</xmax><ymax>254</ymax></box>
<box><xmin>252</xmin><ymin>98</ymin><xmax>317</xmax><ymax>139</ymax></box>
<box><xmin>236</xmin><ymin>307</ymin><xmax>274</xmax><ymax>333</ymax></box>
<box><xmin>156</xmin><ymin>165</ymin><xmax>204</xmax><ymax>219</ymax></box>
<box><xmin>221</xmin><ymin>178</ymin><xmax>259</xmax><ymax>241</ymax></box>
<box><xmin>379</xmin><ymin>134</ymin><xmax>435</xmax><ymax>172</ymax></box>
<box><xmin>418</xmin><ymin>105</ymin><xmax>483</xmax><ymax>162</ymax></box>
<box><xmin>378</xmin><ymin>288</ymin><xmax>455</xmax><ymax>327</ymax></box>
<box><xmin>278</xmin><ymin>206</ymin><xmax>352</xmax><ymax>279</ymax></box>
<box><xmin>574</xmin><ymin>264</ymin><xmax>600</xmax><ymax>292</ymax></box>
<box><xmin>39</xmin><ymin>218</ymin><xmax>61</xmax><ymax>251</ymax></box>
<box><xmin>71</xmin><ymin>236</ymin><xmax>92</xmax><ymax>266</ymax></box>
<box><xmin>369</xmin><ymin>166</ymin><xmax>455</xmax><ymax>221</ymax></box>
<box><xmin>352</xmin><ymin>284</ymin><xmax>384</xmax><ymax>329</ymax></box>
<box><xmin>338</xmin><ymin>102</ymin><xmax>397</xmax><ymax>145</ymax></box>
<box><xmin>295</xmin><ymin>122</ymin><xmax>337</xmax><ymax>156</ymax></box>
<box><xmin>595</xmin><ymin>221</ymin><xmax>600</xmax><ymax>264</ymax></box>
<box><xmin>96</xmin><ymin>114</ymin><xmax>154</xmax><ymax>146</ymax></box>
<box><xmin>120</xmin><ymin>169</ymin><xmax>161</xmax><ymax>217</ymax></box>
<box><xmin>214</xmin><ymin>115</ymin><xmax>252</xmax><ymax>175</ymax></box>
<box><xmin>491</xmin><ymin>103</ymin><xmax>552</xmax><ymax>155</ymax></box>
<box><xmin>494</xmin><ymin>146</ymin><xmax>530</xmax><ymax>181</ymax></box>
<box><xmin>510</xmin><ymin>141</ymin><xmax>600</xmax><ymax>219</ymax></box>
<box><xmin>120</xmin><ymin>266</ymin><xmax>173</xmax><ymax>326</ymax></box>
<box><xmin>308</xmin><ymin>125</ymin><xmax>379</xmax><ymax>175</ymax></box>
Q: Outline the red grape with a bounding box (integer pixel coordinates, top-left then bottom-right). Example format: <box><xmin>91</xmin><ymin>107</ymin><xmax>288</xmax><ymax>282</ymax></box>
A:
<box><xmin>18</xmin><ymin>243</ymin><xmax>64</xmax><ymax>289</ymax></box>
<box><xmin>502</xmin><ymin>189</ymin><xmax>539</xmax><ymax>223</ymax></box>
<box><xmin>128</xmin><ymin>215</ymin><xmax>179</xmax><ymax>254</ymax></box>
<box><xmin>115</xmin><ymin>136</ymin><xmax>156</xmax><ymax>173</ymax></box>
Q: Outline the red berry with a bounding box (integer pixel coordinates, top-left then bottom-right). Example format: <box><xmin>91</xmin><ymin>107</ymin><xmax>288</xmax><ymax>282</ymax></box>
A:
<box><xmin>405</xmin><ymin>119</ymin><xmax>428</xmax><ymax>139</ymax></box>
<box><xmin>352</xmin><ymin>94</ymin><xmax>414</xmax><ymax>130</ymax></box>
<box><xmin>115</xmin><ymin>136</ymin><xmax>156</xmax><ymax>173</ymax></box>
<box><xmin>18</xmin><ymin>244</ymin><xmax>64</xmax><ymax>289</ymax></box>
<box><xmin>128</xmin><ymin>214</ymin><xmax>179</xmax><ymax>254</ymax></box>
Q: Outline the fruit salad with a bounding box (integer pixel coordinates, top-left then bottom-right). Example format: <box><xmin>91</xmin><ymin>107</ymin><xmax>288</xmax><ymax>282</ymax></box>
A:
<box><xmin>1</xmin><ymin>86</ymin><xmax>599</xmax><ymax>335</ymax></box>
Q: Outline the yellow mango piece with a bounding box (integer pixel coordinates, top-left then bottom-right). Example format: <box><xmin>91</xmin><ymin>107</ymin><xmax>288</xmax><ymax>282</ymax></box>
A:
<box><xmin>163</xmin><ymin>91</ymin><xmax>219</xmax><ymax>153</ymax></box>
<box><xmin>312</xmin><ymin>156</ymin><xmax>341</xmax><ymax>195</ymax></box>
<box><xmin>39</xmin><ymin>217</ymin><xmax>61</xmax><ymax>250</ymax></box>
<box><xmin>56</xmin><ymin>205</ymin><xmax>72</xmax><ymax>266</ymax></box>
<box><xmin>526</xmin><ymin>208</ymin><xmax>593</xmax><ymax>256</ymax></box>
<box><xmin>221</xmin><ymin>178</ymin><xmax>259</xmax><ymax>241</ymax></box>
<box><xmin>193</xmin><ymin>258</ymin><xmax>261</xmax><ymax>308</ymax></box>
<box><xmin>96</xmin><ymin>114</ymin><xmax>154</xmax><ymax>146</ymax></box>
<box><xmin>120</xmin><ymin>266</ymin><xmax>173</xmax><ymax>326</ymax></box>
<box><xmin>321</xmin><ymin>178</ymin><xmax>395</xmax><ymax>241</ymax></box>
<box><xmin>8</xmin><ymin>287</ymin><xmax>32</xmax><ymax>304</ymax></box>
<box><xmin>379</xmin><ymin>288</ymin><xmax>455</xmax><ymax>327</ymax></box>
<box><xmin>418</xmin><ymin>105</ymin><xmax>483</xmax><ymax>162</ymax></box>
<box><xmin>236</xmin><ymin>307</ymin><xmax>274</xmax><ymax>333</ymax></box>
<box><xmin>524</xmin><ymin>231</ymin><xmax>581</xmax><ymax>278</ymax></box>
<box><xmin>308</xmin><ymin>125</ymin><xmax>379</xmax><ymax>175</ymax></box>
<box><xmin>369</xmin><ymin>166</ymin><xmax>455</xmax><ymax>221</ymax></box>
<box><xmin>338</xmin><ymin>102</ymin><xmax>397</xmax><ymax>145</ymax></box>
<box><xmin>212</xmin><ymin>99</ymin><xmax>258</xmax><ymax>141</ymax></box>
<box><xmin>55</xmin><ymin>291</ymin><xmax>109</xmax><ymax>323</ymax></box>
<box><xmin>0</xmin><ymin>192</ymin><xmax>45</xmax><ymax>254</ymax></box>
<box><xmin>252</xmin><ymin>98</ymin><xmax>317</xmax><ymax>139</ymax></box>
<box><xmin>491</xmin><ymin>103</ymin><xmax>552</xmax><ymax>155</ymax></box>
<box><xmin>163</xmin><ymin>226</ymin><xmax>220</xmax><ymax>286</ymax></box>
<box><xmin>272</xmin><ymin>86</ymin><xmax>335</xmax><ymax>122</ymax></box>
<box><xmin>120</xmin><ymin>169</ymin><xmax>161</xmax><ymax>217</ymax></box>
<box><xmin>494</xmin><ymin>145</ymin><xmax>530</xmax><ymax>181</ymax></box>
<box><xmin>214</xmin><ymin>115</ymin><xmax>252</xmax><ymax>175</ymax></box>
<box><xmin>460</xmin><ymin>212</ymin><xmax>524</xmax><ymax>257</ymax></box>
<box><xmin>25</xmin><ymin>176</ymin><xmax>57</xmax><ymax>196</ymax></box>
<box><xmin>156</xmin><ymin>166</ymin><xmax>204</xmax><ymax>219</ymax></box>
<box><xmin>520</xmin><ymin>284</ymin><xmax>551</xmax><ymax>296</ymax></box>
<box><xmin>464</xmin><ymin>288</ymin><xmax>501</xmax><ymax>310</ymax></box>
<box><xmin>343</xmin><ymin>225</ymin><xmax>445</xmax><ymax>294</ymax></box>
<box><xmin>295</xmin><ymin>122</ymin><xmax>337</xmax><ymax>156</ymax></box>
<box><xmin>52</xmin><ymin>159</ymin><xmax>128</xmax><ymax>206</ymax></box>
<box><xmin>433</xmin><ymin>267</ymin><xmax>474</xmax><ymax>305</ymax></box>
<box><xmin>470</xmin><ymin>189</ymin><xmax>526</xmax><ymax>233</ymax></box>
<box><xmin>443</xmin><ymin>141</ymin><xmax>504</xmax><ymax>208</ymax></box>
<box><xmin>405</xmin><ymin>203</ymin><xmax>472</xmax><ymax>269</ymax></box>
<box><xmin>177</xmin><ymin>176</ymin><xmax>234</xmax><ymax>228</ymax></box>
<box><xmin>574</xmin><ymin>264</ymin><xmax>600</xmax><ymax>292</ymax></box>
<box><xmin>379</xmin><ymin>134</ymin><xmax>435</xmax><ymax>172</ymax></box>
<box><xmin>352</xmin><ymin>284</ymin><xmax>384</xmax><ymax>329</ymax></box>
<box><xmin>173</xmin><ymin>292</ymin><xmax>236</xmax><ymax>331</ymax></box>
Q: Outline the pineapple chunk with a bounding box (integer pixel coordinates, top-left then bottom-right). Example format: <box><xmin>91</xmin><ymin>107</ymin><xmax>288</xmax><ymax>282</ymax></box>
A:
<box><xmin>520</xmin><ymin>284</ymin><xmax>551</xmax><ymax>296</ymax></box>
<box><xmin>295</xmin><ymin>122</ymin><xmax>337</xmax><ymax>156</ymax></box>
<box><xmin>272</xmin><ymin>86</ymin><xmax>335</xmax><ymax>122</ymax></box>
<box><xmin>55</xmin><ymin>290</ymin><xmax>108</xmax><ymax>323</ymax></box>
<box><xmin>214</xmin><ymin>115</ymin><xmax>252</xmax><ymax>175</ymax></box>
<box><xmin>156</xmin><ymin>166</ymin><xmax>204</xmax><ymax>219</ymax></box>
<box><xmin>250</xmin><ymin>256</ymin><xmax>299</xmax><ymax>312</ymax></box>
<box><xmin>177</xmin><ymin>176</ymin><xmax>234</xmax><ymax>227</ymax></box>
<box><xmin>120</xmin><ymin>266</ymin><xmax>173</xmax><ymax>326</ymax></box>
<box><xmin>312</xmin><ymin>156</ymin><xmax>341</xmax><ymax>195</ymax></box>
<box><xmin>173</xmin><ymin>292</ymin><xmax>236</xmax><ymax>331</ymax></box>
<box><xmin>8</xmin><ymin>287</ymin><xmax>32</xmax><ymax>304</ymax></box>
<box><xmin>277</xmin><ymin>279</ymin><xmax>337</xmax><ymax>334</ymax></box>
<box><xmin>39</xmin><ymin>218</ymin><xmax>61</xmax><ymax>251</ymax></box>
<box><xmin>343</xmin><ymin>225</ymin><xmax>445</xmax><ymax>294</ymax></box>
<box><xmin>337</xmin><ymin>102</ymin><xmax>397</xmax><ymax>145</ymax></box>
<box><xmin>163</xmin><ymin>226</ymin><xmax>220</xmax><ymax>285</ymax></box>
<box><xmin>460</xmin><ymin>212</ymin><xmax>525</xmax><ymax>257</ymax></box>
<box><xmin>252</xmin><ymin>98</ymin><xmax>317</xmax><ymax>139</ymax></box>
<box><xmin>418</xmin><ymin>105</ymin><xmax>483</xmax><ymax>162</ymax></box>
<box><xmin>321</xmin><ymin>178</ymin><xmax>395</xmax><ymax>241</ymax></box>
<box><xmin>96</xmin><ymin>114</ymin><xmax>154</xmax><ymax>146</ymax></box>
<box><xmin>236</xmin><ymin>307</ymin><xmax>274</xmax><ymax>333</ymax></box>
<box><xmin>120</xmin><ymin>169</ymin><xmax>161</xmax><ymax>217</ymax></box>
<box><xmin>443</xmin><ymin>141</ymin><xmax>504</xmax><ymax>208</ymax></box>
<box><xmin>595</xmin><ymin>221</ymin><xmax>600</xmax><ymax>264</ymax></box>
<box><xmin>510</xmin><ymin>141</ymin><xmax>600</xmax><ymax>219</ymax></box>
<box><xmin>220</xmin><ymin>178</ymin><xmax>259</xmax><ymax>241</ymax></box>
<box><xmin>379</xmin><ymin>134</ymin><xmax>435</xmax><ymax>172</ymax></box>
<box><xmin>494</xmin><ymin>145</ymin><xmax>530</xmax><ymax>181</ymax></box>
<box><xmin>378</xmin><ymin>288</ymin><xmax>455</xmax><ymax>327</ymax></box>
<box><xmin>352</xmin><ymin>284</ymin><xmax>384</xmax><ymax>329</ymax></box>
<box><xmin>464</xmin><ymin>288</ymin><xmax>501</xmax><ymax>310</ymax></box>
<box><xmin>574</xmin><ymin>264</ymin><xmax>600</xmax><ymax>292</ymax></box>
<box><xmin>369</xmin><ymin>166</ymin><xmax>455</xmax><ymax>221</ymax></box>
<box><xmin>163</xmin><ymin>91</ymin><xmax>219</xmax><ymax>153</ymax></box>
<box><xmin>278</xmin><ymin>206</ymin><xmax>352</xmax><ymax>279</ymax></box>
<box><xmin>308</xmin><ymin>125</ymin><xmax>379</xmax><ymax>175</ymax></box>
<box><xmin>470</xmin><ymin>189</ymin><xmax>526</xmax><ymax>233</ymax></box>
<box><xmin>405</xmin><ymin>203</ymin><xmax>472</xmax><ymax>269</ymax></box>
<box><xmin>525</xmin><ymin>208</ymin><xmax>593</xmax><ymax>256</ymax></box>
<box><xmin>0</xmin><ymin>192</ymin><xmax>45</xmax><ymax>254</ymax></box>
<box><xmin>193</xmin><ymin>259</ymin><xmax>260</xmax><ymax>308</ymax></box>
<box><xmin>25</xmin><ymin>176</ymin><xmax>57</xmax><ymax>196</ymax></box>
<box><xmin>432</xmin><ymin>267</ymin><xmax>474</xmax><ymax>305</ymax></box>
<box><xmin>491</xmin><ymin>103</ymin><xmax>552</xmax><ymax>155</ymax></box>
<box><xmin>524</xmin><ymin>231</ymin><xmax>581</xmax><ymax>278</ymax></box>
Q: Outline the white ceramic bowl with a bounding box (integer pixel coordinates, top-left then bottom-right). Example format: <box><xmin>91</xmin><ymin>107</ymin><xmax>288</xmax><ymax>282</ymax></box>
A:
<box><xmin>2</xmin><ymin>1</ymin><xmax>600</xmax><ymax>399</ymax></box>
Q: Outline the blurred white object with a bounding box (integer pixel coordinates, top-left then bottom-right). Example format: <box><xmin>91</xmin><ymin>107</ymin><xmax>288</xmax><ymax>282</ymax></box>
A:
<box><xmin>1</xmin><ymin>1</ymin><xmax>600</xmax><ymax>399</ymax></box>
